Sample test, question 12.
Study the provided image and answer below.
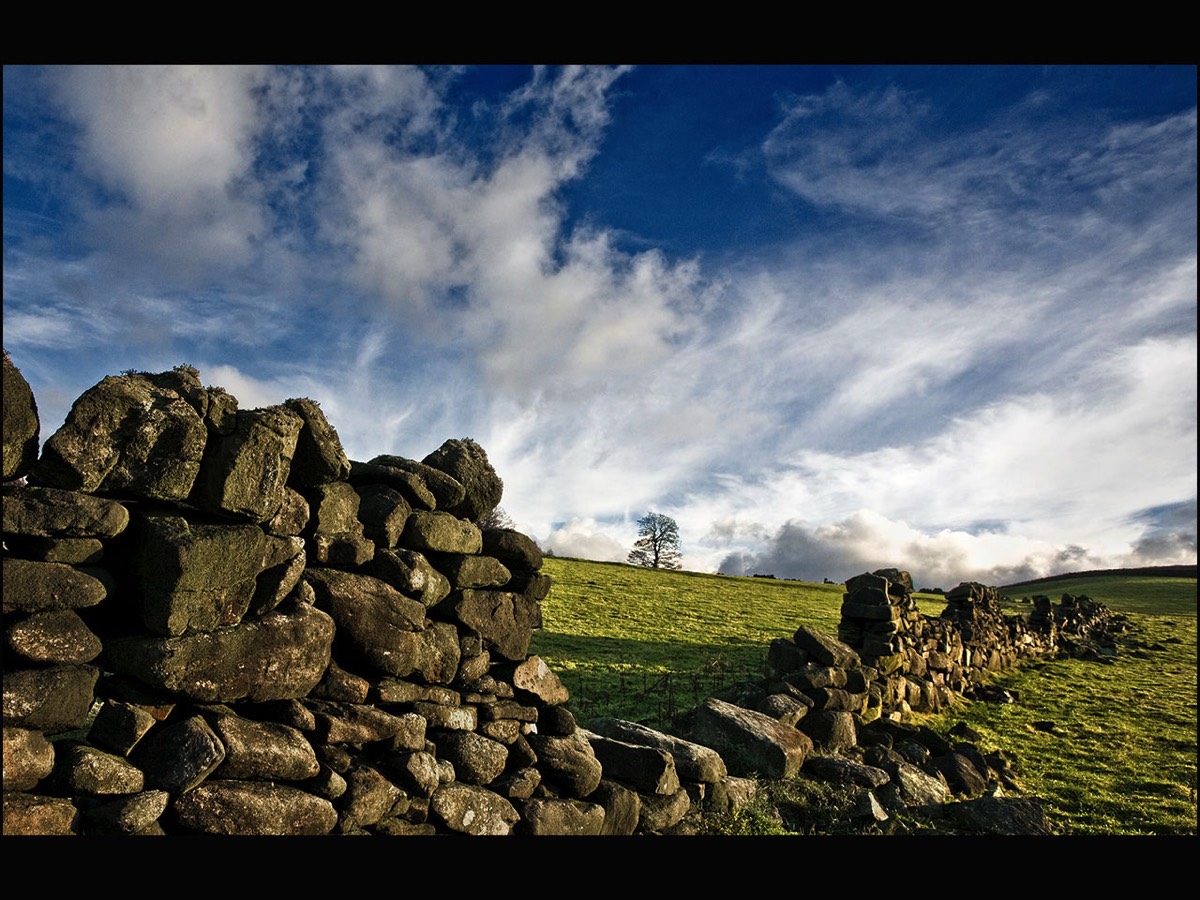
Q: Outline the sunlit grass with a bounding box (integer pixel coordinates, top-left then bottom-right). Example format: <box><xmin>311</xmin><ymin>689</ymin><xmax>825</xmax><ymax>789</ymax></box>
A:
<box><xmin>531</xmin><ymin>559</ymin><xmax>1197</xmax><ymax>835</ymax></box>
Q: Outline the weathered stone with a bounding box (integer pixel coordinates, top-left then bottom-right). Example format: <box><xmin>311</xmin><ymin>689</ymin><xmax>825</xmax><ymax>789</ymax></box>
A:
<box><xmin>520</xmin><ymin>797</ymin><xmax>606</xmax><ymax>835</ymax></box>
<box><xmin>2</xmin><ymin>726</ymin><xmax>55</xmax><ymax>791</ymax></box>
<box><xmin>421</xmin><ymin>438</ymin><xmax>503</xmax><ymax>521</ymax></box>
<box><xmin>283</xmin><ymin>397</ymin><xmax>351</xmax><ymax>488</ymax></box>
<box><xmin>766</xmin><ymin>637</ymin><xmax>810</xmax><ymax>673</ymax></box>
<box><xmin>4</xmin><ymin>535</ymin><xmax>106</xmax><ymax>564</ymax></box>
<box><xmin>798</xmin><ymin>708</ymin><xmax>859</xmax><ymax>753</ymax></box>
<box><xmin>705</xmin><ymin>775</ymin><xmax>759</xmax><ymax>817</ymax></box>
<box><xmin>368</xmin><ymin>454</ymin><xmax>466</xmax><ymax>512</ymax></box>
<box><xmin>583</xmin><ymin>730</ymin><xmax>680</xmax><ymax>795</ymax></box>
<box><xmin>944</xmin><ymin>795</ymin><xmax>1053</xmax><ymax>835</ymax></box>
<box><xmin>2</xmin><ymin>664</ymin><xmax>99</xmax><ymax>734</ymax></box>
<box><xmin>355</xmin><ymin>483</ymin><xmax>413</xmax><ymax>548</ymax></box>
<box><xmin>2</xmin><ymin>351</ymin><xmax>40</xmax><ymax>480</ymax></box>
<box><xmin>1</xmin><ymin>558</ymin><xmax>110</xmax><ymax>614</ymax></box>
<box><xmin>349</xmin><ymin>460</ymin><xmax>438</xmax><ymax>511</ymax></box>
<box><xmin>804</xmin><ymin>754</ymin><xmax>890</xmax><ymax>789</ymax></box>
<box><xmin>309</xmin><ymin>530</ymin><xmax>375</xmax><ymax>567</ymax></box>
<box><xmin>930</xmin><ymin>750</ymin><xmax>991</xmax><ymax>797</ymax></box>
<box><xmin>87</xmin><ymin>700</ymin><xmax>159</xmax><ymax>757</ymax></box>
<box><xmin>132</xmin><ymin>715</ymin><xmax>226</xmax><ymax>794</ymax></box>
<box><xmin>340</xmin><ymin>763</ymin><xmax>405</xmax><ymax>829</ymax></box>
<box><xmin>130</xmin><ymin>511</ymin><xmax>268</xmax><ymax>636</ymax></box>
<box><xmin>305</xmin><ymin>480</ymin><xmax>362</xmax><ymax>534</ymax></box>
<box><xmin>526</xmin><ymin>731</ymin><xmax>603</xmax><ymax>798</ymax></box>
<box><xmin>432</xmin><ymin>731</ymin><xmax>509</xmax><ymax>785</ymax></box>
<box><xmin>5</xmin><ymin>608</ymin><xmax>102</xmax><ymax>664</ymax></box>
<box><xmin>591</xmin><ymin>779</ymin><xmax>641</xmax><ymax>835</ymax></box>
<box><xmin>447</xmin><ymin>589</ymin><xmax>535</xmax><ymax>661</ymax></box>
<box><xmin>792</xmin><ymin>624</ymin><xmax>861</xmax><ymax>668</ymax></box>
<box><xmin>587</xmin><ymin>717</ymin><xmax>728</xmax><ymax>784</ymax></box>
<box><xmin>311</xmin><ymin>661</ymin><xmax>371</xmax><ymax>704</ymax></box>
<box><xmin>636</xmin><ymin>787</ymin><xmax>691</xmax><ymax>833</ymax></box>
<box><xmin>173</xmin><ymin>779</ymin><xmax>337</xmax><ymax>835</ymax></box>
<box><xmin>402</xmin><ymin>510</ymin><xmax>482</xmax><ymax>555</ymax></box>
<box><xmin>305</xmin><ymin>567</ymin><xmax>426</xmax><ymax>677</ymax></box>
<box><xmin>191</xmin><ymin>405</ymin><xmax>303</xmax><ymax>522</ymax></box>
<box><xmin>203</xmin><ymin>710</ymin><xmax>320</xmax><ymax>781</ymax></box>
<box><xmin>81</xmin><ymin>790</ymin><xmax>170</xmax><ymax>835</ymax></box>
<box><xmin>371</xmin><ymin>548</ymin><xmax>451</xmax><ymax>607</ymax></box>
<box><xmin>756</xmin><ymin>692</ymin><xmax>809</xmax><ymax>726</ymax></box>
<box><xmin>505</xmin><ymin>655</ymin><xmax>570</xmax><ymax>705</ymax></box>
<box><xmin>265</xmin><ymin>486</ymin><xmax>310</xmax><ymax>537</ymax></box>
<box><xmin>2</xmin><ymin>792</ymin><xmax>79</xmax><ymax>835</ymax></box>
<box><xmin>49</xmin><ymin>742</ymin><xmax>145</xmax><ymax>795</ymax></box>
<box><xmin>31</xmin><ymin>370</ymin><xmax>207</xmax><ymax>501</ymax></box>
<box><xmin>306</xmin><ymin>701</ymin><xmax>425</xmax><ymax>747</ymax></box>
<box><xmin>412</xmin><ymin>620</ymin><xmax>462</xmax><ymax>684</ymax></box>
<box><xmin>384</xmin><ymin>750</ymin><xmax>441</xmax><ymax>799</ymax></box>
<box><xmin>480</xmin><ymin>527</ymin><xmax>543</xmax><ymax>571</ymax></box>
<box><xmin>250</xmin><ymin>535</ymin><xmax>306</xmax><ymax>617</ymax></box>
<box><xmin>102</xmin><ymin>599</ymin><xmax>334</xmax><ymax>703</ymax></box>
<box><xmin>537</xmin><ymin>704</ymin><xmax>577</xmax><ymax>736</ymax></box>
<box><xmin>431</xmin><ymin>552</ymin><xmax>511</xmax><ymax>589</ymax></box>
<box><xmin>413</xmin><ymin>703</ymin><xmax>477</xmax><ymax>733</ymax></box>
<box><xmin>2</xmin><ymin>484</ymin><xmax>129</xmax><ymax>538</ymax></box>
<box><xmin>674</xmin><ymin>697</ymin><xmax>811</xmax><ymax>780</ymax></box>
<box><xmin>203</xmin><ymin>386</ymin><xmax>238</xmax><ymax>435</ymax></box>
<box><xmin>871</xmin><ymin>753</ymin><xmax>951</xmax><ymax>810</ymax></box>
<box><xmin>430</xmin><ymin>782</ymin><xmax>519</xmax><ymax>835</ymax></box>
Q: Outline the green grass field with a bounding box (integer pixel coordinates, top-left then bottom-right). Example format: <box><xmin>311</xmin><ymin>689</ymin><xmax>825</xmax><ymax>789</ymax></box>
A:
<box><xmin>530</xmin><ymin>558</ymin><xmax>1198</xmax><ymax>836</ymax></box>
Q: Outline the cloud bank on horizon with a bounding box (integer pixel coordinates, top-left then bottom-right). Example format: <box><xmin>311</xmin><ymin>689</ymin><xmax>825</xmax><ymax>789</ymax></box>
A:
<box><xmin>4</xmin><ymin>64</ymin><xmax>1196</xmax><ymax>588</ymax></box>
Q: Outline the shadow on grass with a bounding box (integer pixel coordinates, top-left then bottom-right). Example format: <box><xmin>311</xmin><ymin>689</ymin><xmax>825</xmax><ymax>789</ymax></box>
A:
<box><xmin>529</xmin><ymin>630</ymin><xmax>769</xmax><ymax>729</ymax></box>
<box><xmin>529</xmin><ymin>630</ymin><xmax>769</xmax><ymax>673</ymax></box>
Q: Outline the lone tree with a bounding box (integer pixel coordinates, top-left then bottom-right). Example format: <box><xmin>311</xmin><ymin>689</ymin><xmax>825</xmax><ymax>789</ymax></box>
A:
<box><xmin>628</xmin><ymin>512</ymin><xmax>682</xmax><ymax>570</ymax></box>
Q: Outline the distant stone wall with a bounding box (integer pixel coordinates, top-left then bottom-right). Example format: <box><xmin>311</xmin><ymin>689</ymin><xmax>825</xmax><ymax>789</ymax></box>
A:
<box><xmin>2</xmin><ymin>353</ymin><xmax>1118</xmax><ymax>836</ymax></box>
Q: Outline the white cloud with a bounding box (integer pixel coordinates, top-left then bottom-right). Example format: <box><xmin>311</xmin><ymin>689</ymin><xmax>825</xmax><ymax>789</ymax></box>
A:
<box><xmin>542</xmin><ymin>517</ymin><xmax>631</xmax><ymax>562</ymax></box>
<box><xmin>52</xmin><ymin>65</ymin><xmax>270</xmax><ymax>279</ymax></box>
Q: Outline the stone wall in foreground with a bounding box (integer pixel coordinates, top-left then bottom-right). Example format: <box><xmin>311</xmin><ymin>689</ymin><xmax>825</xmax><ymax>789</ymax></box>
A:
<box><xmin>2</xmin><ymin>356</ymin><xmax>635</xmax><ymax>835</ymax></box>
<box><xmin>2</xmin><ymin>353</ymin><xmax>1120</xmax><ymax>836</ymax></box>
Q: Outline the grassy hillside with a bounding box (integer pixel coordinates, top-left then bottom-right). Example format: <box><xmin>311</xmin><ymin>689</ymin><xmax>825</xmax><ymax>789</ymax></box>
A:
<box><xmin>530</xmin><ymin>558</ymin><xmax>1197</xmax><ymax>835</ymax></box>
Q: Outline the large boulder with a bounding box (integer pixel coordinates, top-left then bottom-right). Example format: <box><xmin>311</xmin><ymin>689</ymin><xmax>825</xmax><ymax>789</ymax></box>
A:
<box><xmin>430</xmin><ymin>783</ymin><xmax>519</xmax><ymax>836</ymax></box>
<box><xmin>421</xmin><ymin>439</ymin><xmax>503</xmax><ymax>521</ymax></box>
<box><xmin>173</xmin><ymin>780</ymin><xmax>338</xmax><ymax>835</ymax></box>
<box><xmin>2</xmin><ymin>351</ymin><xmax>40</xmax><ymax>481</ymax></box>
<box><xmin>31</xmin><ymin>369</ymin><xmax>207</xmax><ymax>501</ymax></box>
<box><xmin>129</xmin><ymin>511</ymin><xmax>269</xmax><ymax>637</ymax></box>
<box><xmin>674</xmin><ymin>697</ymin><xmax>812</xmax><ymax>779</ymax></box>
<box><xmin>190</xmin><ymin>405</ymin><xmax>303</xmax><ymax>522</ymax></box>
<box><xmin>587</xmin><ymin>717</ymin><xmax>727</xmax><ymax>784</ymax></box>
<box><xmin>2</xmin><ymin>484</ymin><xmax>130</xmax><ymax>539</ymax></box>
<box><xmin>101</xmin><ymin>599</ymin><xmax>335</xmax><ymax>703</ymax></box>
<box><xmin>283</xmin><ymin>398</ymin><xmax>351</xmax><ymax>489</ymax></box>
<box><xmin>366</xmin><ymin>455</ymin><xmax>466</xmax><ymax>512</ymax></box>
<box><xmin>304</xmin><ymin>568</ymin><xmax>427</xmax><ymax>677</ymax></box>
<box><xmin>2</xmin><ymin>664</ymin><xmax>100</xmax><ymax>734</ymax></box>
<box><xmin>1</xmin><ymin>558</ymin><xmax>111</xmax><ymax>614</ymax></box>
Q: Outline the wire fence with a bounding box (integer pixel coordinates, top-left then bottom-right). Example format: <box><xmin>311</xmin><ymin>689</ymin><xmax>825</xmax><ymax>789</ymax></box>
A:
<box><xmin>564</xmin><ymin>667</ymin><xmax>761</xmax><ymax>731</ymax></box>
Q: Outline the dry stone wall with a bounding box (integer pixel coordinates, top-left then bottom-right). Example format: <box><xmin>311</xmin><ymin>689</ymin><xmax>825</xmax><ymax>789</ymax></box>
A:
<box><xmin>2</xmin><ymin>353</ymin><xmax>1121</xmax><ymax>836</ymax></box>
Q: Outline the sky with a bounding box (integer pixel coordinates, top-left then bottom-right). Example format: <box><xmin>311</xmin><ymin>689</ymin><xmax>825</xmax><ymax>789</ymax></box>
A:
<box><xmin>3</xmin><ymin>64</ymin><xmax>1196</xmax><ymax>589</ymax></box>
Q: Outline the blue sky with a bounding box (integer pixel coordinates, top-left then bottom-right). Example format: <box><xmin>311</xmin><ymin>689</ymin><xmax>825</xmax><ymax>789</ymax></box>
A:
<box><xmin>4</xmin><ymin>64</ymin><xmax>1196</xmax><ymax>587</ymax></box>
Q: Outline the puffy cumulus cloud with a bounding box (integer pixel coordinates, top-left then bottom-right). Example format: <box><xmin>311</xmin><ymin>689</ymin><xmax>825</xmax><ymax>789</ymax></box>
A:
<box><xmin>312</xmin><ymin>63</ymin><xmax>706</xmax><ymax>405</ymax></box>
<box><xmin>50</xmin><ymin>65</ymin><xmax>272</xmax><ymax>280</ymax></box>
<box><xmin>541</xmin><ymin>517</ymin><xmax>631</xmax><ymax>562</ymax></box>
<box><xmin>717</xmin><ymin>509</ymin><xmax>1109</xmax><ymax>589</ymax></box>
<box><xmin>1121</xmin><ymin>499</ymin><xmax>1198</xmax><ymax>567</ymax></box>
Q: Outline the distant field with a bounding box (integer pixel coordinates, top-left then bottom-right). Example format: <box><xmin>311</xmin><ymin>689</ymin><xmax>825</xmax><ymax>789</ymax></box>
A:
<box><xmin>530</xmin><ymin>558</ymin><xmax>1198</xmax><ymax>835</ymax></box>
